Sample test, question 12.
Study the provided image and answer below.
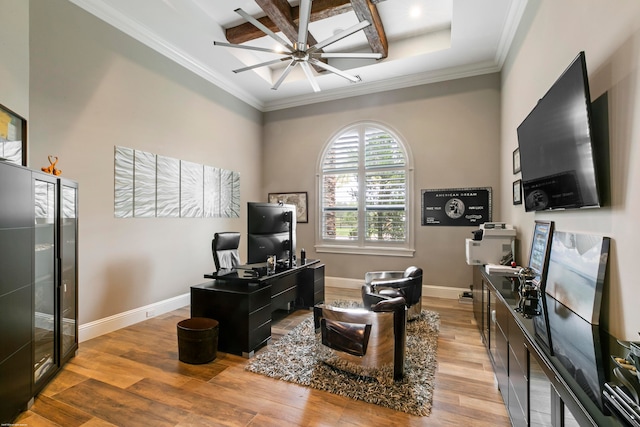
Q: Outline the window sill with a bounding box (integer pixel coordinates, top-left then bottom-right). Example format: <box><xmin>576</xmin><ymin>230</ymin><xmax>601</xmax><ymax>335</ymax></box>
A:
<box><xmin>315</xmin><ymin>244</ymin><xmax>415</xmax><ymax>257</ymax></box>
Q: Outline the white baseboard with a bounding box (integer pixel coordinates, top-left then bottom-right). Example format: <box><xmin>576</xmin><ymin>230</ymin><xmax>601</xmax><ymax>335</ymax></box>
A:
<box><xmin>327</xmin><ymin>276</ymin><xmax>464</xmax><ymax>300</ymax></box>
<box><xmin>79</xmin><ymin>277</ymin><xmax>464</xmax><ymax>343</ymax></box>
<box><xmin>78</xmin><ymin>293</ymin><xmax>190</xmax><ymax>343</ymax></box>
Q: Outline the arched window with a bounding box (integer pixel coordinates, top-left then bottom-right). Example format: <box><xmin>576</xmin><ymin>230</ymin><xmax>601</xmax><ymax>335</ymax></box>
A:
<box><xmin>316</xmin><ymin>122</ymin><xmax>414</xmax><ymax>256</ymax></box>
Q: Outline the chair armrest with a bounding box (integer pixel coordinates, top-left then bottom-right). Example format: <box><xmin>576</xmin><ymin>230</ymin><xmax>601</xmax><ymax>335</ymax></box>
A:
<box><xmin>370</xmin><ymin>276</ymin><xmax>412</xmax><ymax>289</ymax></box>
<box><xmin>372</xmin><ymin>296</ymin><xmax>406</xmax><ymax>313</ymax></box>
<box><xmin>365</xmin><ymin>271</ymin><xmax>404</xmax><ymax>285</ymax></box>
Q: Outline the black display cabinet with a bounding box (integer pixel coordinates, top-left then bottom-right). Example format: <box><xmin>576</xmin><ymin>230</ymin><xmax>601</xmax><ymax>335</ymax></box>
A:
<box><xmin>0</xmin><ymin>161</ymin><xmax>78</xmax><ymax>423</ymax></box>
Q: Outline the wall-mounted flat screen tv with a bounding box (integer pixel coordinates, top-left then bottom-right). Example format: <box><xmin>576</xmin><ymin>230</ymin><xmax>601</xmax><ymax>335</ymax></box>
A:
<box><xmin>517</xmin><ymin>51</ymin><xmax>601</xmax><ymax>212</ymax></box>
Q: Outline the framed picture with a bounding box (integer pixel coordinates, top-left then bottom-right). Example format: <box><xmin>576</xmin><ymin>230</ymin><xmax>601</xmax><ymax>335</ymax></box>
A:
<box><xmin>513</xmin><ymin>180</ymin><xmax>522</xmax><ymax>205</ymax></box>
<box><xmin>421</xmin><ymin>187</ymin><xmax>491</xmax><ymax>226</ymax></box>
<box><xmin>528</xmin><ymin>220</ymin><xmax>554</xmax><ymax>288</ymax></box>
<box><xmin>268</xmin><ymin>191</ymin><xmax>308</xmax><ymax>223</ymax></box>
<box><xmin>512</xmin><ymin>147</ymin><xmax>521</xmax><ymax>174</ymax></box>
<box><xmin>544</xmin><ymin>231</ymin><xmax>610</xmax><ymax>325</ymax></box>
<box><xmin>0</xmin><ymin>103</ymin><xmax>27</xmax><ymax>166</ymax></box>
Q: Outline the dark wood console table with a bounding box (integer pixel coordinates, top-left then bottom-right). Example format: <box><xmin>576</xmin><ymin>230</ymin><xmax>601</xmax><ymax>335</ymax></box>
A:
<box><xmin>473</xmin><ymin>267</ymin><xmax>628</xmax><ymax>427</ymax></box>
<box><xmin>191</xmin><ymin>260</ymin><xmax>324</xmax><ymax>357</ymax></box>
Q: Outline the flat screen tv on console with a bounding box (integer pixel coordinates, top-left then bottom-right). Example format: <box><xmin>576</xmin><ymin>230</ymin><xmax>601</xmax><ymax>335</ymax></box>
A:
<box><xmin>247</xmin><ymin>202</ymin><xmax>296</xmax><ymax>266</ymax></box>
<box><xmin>517</xmin><ymin>51</ymin><xmax>601</xmax><ymax>212</ymax></box>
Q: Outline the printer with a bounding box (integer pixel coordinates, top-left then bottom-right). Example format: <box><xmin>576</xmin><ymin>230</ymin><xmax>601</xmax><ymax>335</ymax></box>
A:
<box><xmin>465</xmin><ymin>222</ymin><xmax>516</xmax><ymax>265</ymax></box>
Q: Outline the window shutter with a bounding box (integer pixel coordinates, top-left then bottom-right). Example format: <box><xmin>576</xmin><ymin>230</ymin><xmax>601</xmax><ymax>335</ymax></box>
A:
<box><xmin>320</xmin><ymin>124</ymin><xmax>408</xmax><ymax>245</ymax></box>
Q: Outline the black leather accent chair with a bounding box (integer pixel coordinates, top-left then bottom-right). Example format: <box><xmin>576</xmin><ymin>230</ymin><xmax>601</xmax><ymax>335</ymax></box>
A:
<box><xmin>212</xmin><ymin>232</ymin><xmax>241</xmax><ymax>272</ymax></box>
<box><xmin>362</xmin><ymin>266</ymin><xmax>423</xmax><ymax>320</ymax></box>
<box><xmin>314</xmin><ymin>296</ymin><xmax>407</xmax><ymax>382</ymax></box>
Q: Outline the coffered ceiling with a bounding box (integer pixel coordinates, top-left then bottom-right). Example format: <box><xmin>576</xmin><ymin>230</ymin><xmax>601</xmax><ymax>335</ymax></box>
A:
<box><xmin>69</xmin><ymin>0</ymin><xmax>528</xmax><ymax>111</ymax></box>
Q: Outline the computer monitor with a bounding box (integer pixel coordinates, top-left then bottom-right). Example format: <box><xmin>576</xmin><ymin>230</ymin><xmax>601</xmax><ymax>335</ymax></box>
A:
<box><xmin>247</xmin><ymin>202</ymin><xmax>296</xmax><ymax>266</ymax></box>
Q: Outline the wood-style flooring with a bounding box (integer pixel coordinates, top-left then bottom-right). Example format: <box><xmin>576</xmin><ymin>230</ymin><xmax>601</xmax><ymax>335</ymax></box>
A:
<box><xmin>15</xmin><ymin>287</ymin><xmax>510</xmax><ymax>426</ymax></box>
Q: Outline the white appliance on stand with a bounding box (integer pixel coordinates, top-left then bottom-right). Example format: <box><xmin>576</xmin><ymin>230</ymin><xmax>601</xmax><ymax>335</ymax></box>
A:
<box><xmin>465</xmin><ymin>223</ymin><xmax>516</xmax><ymax>266</ymax></box>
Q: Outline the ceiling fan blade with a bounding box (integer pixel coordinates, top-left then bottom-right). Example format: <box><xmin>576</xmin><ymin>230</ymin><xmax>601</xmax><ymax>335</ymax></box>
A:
<box><xmin>300</xmin><ymin>61</ymin><xmax>321</xmax><ymax>93</ymax></box>
<box><xmin>214</xmin><ymin>41</ymin><xmax>290</xmax><ymax>55</ymax></box>
<box><xmin>314</xmin><ymin>52</ymin><xmax>383</xmax><ymax>59</ymax></box>
<box><xmin>272</xmin><ymin>60</ymin><xmax>297</xmax><ymax>90</ymax></box>
<box><xmin>309</xmin><ymin>58</ymin><xmax>360</xmax><ymax>83</ymax></box>
<box><xmin>307</xmin><ymin>20</ymin><xmax>371</xmax><ymax>54</ymax></box>
<box><xmin>297</xmin><ymin>0</ymin><xmax>312</xmax><ymax>48</ymax></box>
<box><xmin>234</xmin><ymin>8</ymin><xmax>293</xmax><ymax>51</ymax></box>
<box><xmin>233</xmin><ymin>57</ymin><xmax>291</xmax><ymax>73</ymax></box>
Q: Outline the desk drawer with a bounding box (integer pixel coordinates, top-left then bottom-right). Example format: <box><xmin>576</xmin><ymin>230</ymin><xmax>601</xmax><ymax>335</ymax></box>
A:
<box><xmin>249</xmin><ymin>321</ymin><xmax>271</xmax><ymax>350</ymax></box>
<box><xmin>270</xmin><ymin>273</ymin><xmax>297</xmax><ymax>296</ymax></box>
<box><xmin>249</xmin><ymin>304</ymin><xmax>272</xmax><ymax>330</ymax></box>
<box><xmin>248</xmin><ymin>287</ymin><xmax>271</xmax><ymax>312</ymax></box>
<box><xmin>272</xmin><ymin>285</ymin><xmax>296</xmax><ymax>310</ymax></box>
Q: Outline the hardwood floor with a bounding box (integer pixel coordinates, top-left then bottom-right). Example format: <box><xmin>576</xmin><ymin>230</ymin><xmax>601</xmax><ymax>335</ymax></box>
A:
<box><xmin>16</xmin><ymin>287</ymin><xmax>510</xmax><ymax>426</ymax></box>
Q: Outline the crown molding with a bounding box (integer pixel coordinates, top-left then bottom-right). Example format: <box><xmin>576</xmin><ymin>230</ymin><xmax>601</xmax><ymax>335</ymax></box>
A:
<box><xmin>68</xmin><ymin>0</ymin><xmax>516</xmax><ymax>113</ymax></box>
<box><xmin>494</xmin><ymin>0</ymin><xmax>528</xmax><ymax>68</ymax></box>
<box><xmin>262</xmin><ymin>61</ymin><xmax>502</xmax><ymax>111</ymax></box>
<box><xmin>69</xmin><ymin>0</ymin><xmax>266</xmax><ymax>111</ymax></box>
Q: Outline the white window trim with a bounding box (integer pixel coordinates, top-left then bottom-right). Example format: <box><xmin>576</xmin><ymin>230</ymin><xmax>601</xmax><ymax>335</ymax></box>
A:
<box><xmin>315</xmin><ymin>121</ymin><xmax>415</xmax><ymax>257</ymax></box>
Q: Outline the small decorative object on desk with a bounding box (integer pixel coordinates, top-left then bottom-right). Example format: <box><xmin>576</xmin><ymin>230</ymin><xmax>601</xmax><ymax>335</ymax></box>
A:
<box><xmin>41</xmin><ymin>155</ymin><xmax>62</xmax><ymax>176</ymax></box>
<box><xmin>266</xmin><ymin>255</ymin><xmax>276</xmax><ymax>275</ymax></box>
<box><xmin>300</xmin><ymin>248</ymin><xmax>306</xmax><ymax>265</ymax></box>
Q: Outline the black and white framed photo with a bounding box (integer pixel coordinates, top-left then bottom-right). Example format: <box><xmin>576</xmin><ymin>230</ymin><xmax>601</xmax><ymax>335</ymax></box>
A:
<box><xmin>513</xmin><ymin>179</ymin><xmax>522</xmax><ymax>205</ymax></box>
<box><xmin>513</xmin><ymin>147</ymin><xmax>521</xmax><ymax>174</ymax></box>
<box><xmin>421</xmin><ymin>187</ymin><xmax>491</xmax><ymax>226</ymax></box>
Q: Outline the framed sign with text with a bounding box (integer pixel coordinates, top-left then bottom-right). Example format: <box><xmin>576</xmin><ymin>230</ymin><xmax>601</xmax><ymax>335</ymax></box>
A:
<box><xmin>421</xmin><ymin>187</ymin><xmax>492</xmax><ymax>226</ymax></box>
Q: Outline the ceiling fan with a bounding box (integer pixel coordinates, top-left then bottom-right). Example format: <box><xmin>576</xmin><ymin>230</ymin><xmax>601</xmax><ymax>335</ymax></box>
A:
<box><xmin>214</xmin><ymin>0</ymin><xmax>383</xmax><ymax>92</ymax></box>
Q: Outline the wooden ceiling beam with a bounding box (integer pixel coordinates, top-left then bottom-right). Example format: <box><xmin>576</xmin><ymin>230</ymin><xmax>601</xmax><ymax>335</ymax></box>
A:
<box><xmin>349</xmin><ymin>0</ymin><xmax>388</xmax><ymax>58</ymax></box>
<box><xmin>225</xmin><ymin>0</ymin><xmax>352</xmax><ymax>45</ymax></box>
<box><xmin>255</xmin><ymin>0</ymin><xmax>317</xmax><ymax>48</ymax></box>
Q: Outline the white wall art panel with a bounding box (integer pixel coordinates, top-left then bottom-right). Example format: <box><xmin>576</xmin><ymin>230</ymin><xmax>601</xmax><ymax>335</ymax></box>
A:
<box><xmin>204</xmin><ymin>165</ymin><xmax>221</xmax><ymax>218</ymax></box>
<box><xmin>134</xmin><ymin>150</ymin><xmax>156</xmax><ymax>218</ymax></box>
<box><xmin>156</xmin><ymin>155</ymin><xmax>180</xmax><ymax>218</ymax></box>
<box><xmin>180</xmin><ymin>160</ymin><xmax>204</xmax><ymax>218</ymax></box>
<box><xmin>231</xmin><ymin>171</ymin><xmax>240</xmax><ymax>218</ymax></box>
<box><xmin>114</xmin><ymin>146</ymin><xmax>134</xmax><ymax>218</ymax></box>
<box><xmin>114</xmin><ymin>146</ymin><xmax>239</xmax><ymax>219</ymax></box>
<box><xmin>220</xmin><ymin>169</ymin><xmax>240</xmax><ymax>218</ymax></box>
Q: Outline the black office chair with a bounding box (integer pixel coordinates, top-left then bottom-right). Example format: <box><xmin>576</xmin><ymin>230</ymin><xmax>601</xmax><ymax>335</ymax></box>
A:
<box><xmin>212</xmin><ymin>232</ymin><xmax>241</xmax><ymax>271</ymax></box>
<box><xmin>362</xmin><ymin>266</ymin><xmax>423</xmax><ymax>320</ymax></box>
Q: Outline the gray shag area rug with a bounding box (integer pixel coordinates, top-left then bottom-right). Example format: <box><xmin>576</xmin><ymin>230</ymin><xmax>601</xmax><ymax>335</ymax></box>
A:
<box><xmin>245</xmin><ymin>305</ymin><xmax>440</xmax><ymax>416</ymax></box>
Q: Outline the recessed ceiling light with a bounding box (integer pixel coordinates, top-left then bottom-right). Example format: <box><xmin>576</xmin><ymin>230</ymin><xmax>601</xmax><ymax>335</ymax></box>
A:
<box><xmin>410</xmin><ymin>6</ymin><xmax>422</xmax><ymax>19</ymax></box>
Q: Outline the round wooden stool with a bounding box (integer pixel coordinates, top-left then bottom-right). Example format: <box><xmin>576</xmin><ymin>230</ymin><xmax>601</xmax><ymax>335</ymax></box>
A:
<box><xmin>177</xmin><ymin>317</ymin><xmax>219</xmax><ymax>364</ymax></box>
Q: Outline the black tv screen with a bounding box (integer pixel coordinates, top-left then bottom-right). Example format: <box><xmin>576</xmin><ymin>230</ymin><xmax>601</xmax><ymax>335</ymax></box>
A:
<box><xmin>517</xmin><ymin>52</ymin><xmax>601</xmax><ymax>212</ymax></box>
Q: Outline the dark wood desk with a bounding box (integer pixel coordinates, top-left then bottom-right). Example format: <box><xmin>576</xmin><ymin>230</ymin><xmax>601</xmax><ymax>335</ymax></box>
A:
<box><xmin>191</xmin><ymin>260</ymin><xmax>324</xmax><ymax>357</ymax></box>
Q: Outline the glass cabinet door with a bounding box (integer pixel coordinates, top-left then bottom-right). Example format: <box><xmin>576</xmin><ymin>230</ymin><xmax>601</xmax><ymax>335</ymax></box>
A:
<box><xmin>33</xmin><ymin>176</ymin><xmax>57</xmax><ymax>385</ymax></box>
<box><xmin>59</xmin><ymin>181</ymin><xmax>78</xmax><ymax>360</ymax></box>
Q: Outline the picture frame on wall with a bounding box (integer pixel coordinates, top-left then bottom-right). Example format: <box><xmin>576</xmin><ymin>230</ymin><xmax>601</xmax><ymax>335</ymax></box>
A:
<box><xmin>513</xmin><ymin>147</ymin><xmax>521</xmax><ymax>174</ymax></box>
<box><xmin>0</xmin><ymin>103</ymin><xmax>27</xmax><ymax>166</ymax></box>
<box><xmin>513</xmin><ymin>179</ymin><xmax>522</xmax><ymax>205</ymax></box>
<box><xmin>268</xmin><ymin>191</ymin><xmax>308</xmax><ymax>223</ymax></box>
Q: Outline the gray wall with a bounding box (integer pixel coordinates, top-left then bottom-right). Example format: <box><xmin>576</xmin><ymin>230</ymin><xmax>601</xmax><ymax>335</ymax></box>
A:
<box><xmin>0</xmin><ymin>0</ymin><xmax>29</xmax><ymax>122</ymax></box>
<box><xmin>10</xmin><ymin>0</ymin><xmax>640</xmax><ymax>341</ymax></box>
<box><xmin>28</xmin><ymin>0</ymin><xmax>263</xmax><ymax>325</ymax></box>
<box><xmin>263</xmin><ymin>74</ymin><xmax>502</xmax><ymax>289</ymax></box>
<box><xmin>501</xmin><ymin>0</ymin><xmax>640</xmax><ymax>339</ymax></box>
